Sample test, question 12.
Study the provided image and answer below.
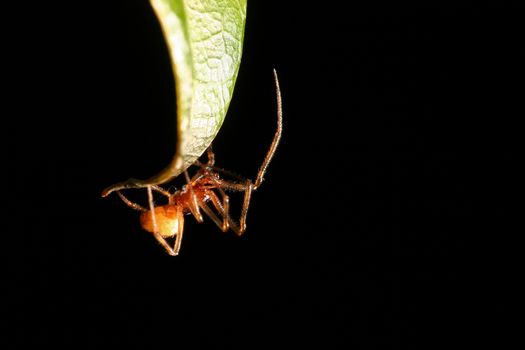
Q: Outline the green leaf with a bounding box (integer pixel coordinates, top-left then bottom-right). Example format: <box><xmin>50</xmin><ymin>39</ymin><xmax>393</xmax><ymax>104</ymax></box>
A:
<box><xmin>102</xmin><ymin>0</ymin><xmax>247</xmax><ymax>195</ymax></box>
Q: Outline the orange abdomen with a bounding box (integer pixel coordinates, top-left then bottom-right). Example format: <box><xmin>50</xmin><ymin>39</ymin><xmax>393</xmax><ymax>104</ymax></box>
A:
<box><xmin>140</xmin><ymin>205</ymin><xmax>183</xmax><ymax>238</ymax></box>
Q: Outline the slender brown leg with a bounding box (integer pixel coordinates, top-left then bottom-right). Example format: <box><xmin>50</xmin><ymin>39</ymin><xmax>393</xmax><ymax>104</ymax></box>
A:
<box><xmin>172</xmin><ymin>206</ymin><xmax>184</xmax><ymax>255</ymax></box>
<box><xmin>204</xmin><ymin>189</ymin><xmax>241</xmax><ymax>234</ymax></box>
<box><xmin>184</xmin><ymin>170</ymin><xmax>203</xmax><ymax>222</ymax></box>
<box><xmin>114</xmin><ymin>183</ymin><xmax>170</xmax><ymax>211</ymax></box>
<box><xmin>193</xmin><ymin>163</ymin><xmax>245</xmax><ymax>182</ymax></box>
<box><xmin>206</xmin><ymin>145</ymin><xmax>215</xmax><ymax>166</ymax></box>
<box><xmin>116</xmin><ymin>191</ymin><xmax>147</xmax><ymax>212</ymax></box>
<box><xmin>216</xmin><ymin>180</ymin><xmax>254</xmax><ymax>235</ymax></box>
<box><xmin>217</xmin><ymin>188</ymin><xmax>230</xmax><ymax>232</ymax></box>
<box><xmin>197</xmin><ymin>201</ymin><xmax>224</xmax><ymax>230</ymax></box>
<box><xmin>207</xmin><ymin>190</ymin><xmax>230</xmax><ymax>232</ymax></box>
<box><xmin>193</xmin><ymin>145</ymin><xmax>215</xmax><ymax>170</ymax></box>
<box><xmin>150</xmin><ymin>185</ymin><xmax>172</xmax><ymax>197</ymax></box>
<box><xmin>238</xmin><ymin>180</ymin><xmax>254</xmax><ymax>235</ymax></box>
<box><xmin>227</xmin><ymin>219</ymin><xmax>241</xmax><ymax>235</ymax></box>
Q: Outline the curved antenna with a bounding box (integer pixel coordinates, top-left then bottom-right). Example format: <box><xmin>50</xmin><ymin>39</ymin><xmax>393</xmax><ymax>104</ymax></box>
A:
<box><xmin>254</xmin><ymin>69</ymin><xmax>283</xmax><ymax>189</ymax></box>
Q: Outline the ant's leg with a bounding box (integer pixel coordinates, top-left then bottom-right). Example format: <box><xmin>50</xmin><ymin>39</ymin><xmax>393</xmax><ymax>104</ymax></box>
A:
<box><xmin>195</xmin><ymin>197</ymin><xmax>239</xmax><ymax>235</ymax></box>
<box><xmin>146</xmin><ymin>186</ymin><xmax>178</xmax><ymax>256</ymax></box>
<box><xmin>254</xmin><ymin>69</ymin><xmax>283</xmax><ymax>189</ymax></box>
<box><xmin>197</xmin><ymin>200</ymin><xmax>223</xmax><ymax>230</ymax></box>
<box><xmin>215</xmin><ymin>188</ymin><xmax>241</xmax><ymax>234</ymax></box>
<box><xmin>193</xmin><ymin>146</ymin><xmax>215</xmax><ymax>170</ymax></box>
<box><xmin>196</xmin><ymin>189</ymin><xmax>240</xmax><ymax>233</ymax></box>
<box><xmin>206</xmin><ymin>145</ymin><xmax>215</xmax><ymax>166</ymax></box>
<box><xmin>150</xmin><ymin>185</ymin><xmax>171</xmax><ymax>198</ymax></box>
<box><xmin>207</xmin><ymin>190</ymin><xmax>230</xmax><ymax>232</ymax></box>
<box><xmin>146</xmin><ymin>186</ymin><xmax>160</xmax><ymax>249</ymax></box>
<box><xmin>218</xmin><ymin>180</ymin><xmax>254</xmax><ymax>235</ymax></box>
<box><xmin>114</xmin><ymin>184</ymin><xmax>170</xmax><ymax>211</ymax></box>
<box><xmin>171</xmin><ymin>206</ymin><xmax>184</xmax><ymax>255</ymax></box>
<box><xmin>238</xmin><ymin>180</ymin><xmax>254</xmax><ymax>235</ymax></box>
<box><xmin>216</xmin><ymin>188</ymin><xmax>230</xmax><ymax>232</ymax></box>
<box><xmin>116</xmin><ymin>191</ymin><xmax>147</xmax><ymax>212</ymax></box>
<box><xmin>184</xmin><ymin>170</ymin><xmax>203</xmax><ymax>222</ymax></box>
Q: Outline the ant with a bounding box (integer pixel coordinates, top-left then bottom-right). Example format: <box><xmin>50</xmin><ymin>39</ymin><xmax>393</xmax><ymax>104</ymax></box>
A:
<box><xmin>103</xmin><ymin>69</ymin><xmax>282</xmax><ymax>256</ymax></box>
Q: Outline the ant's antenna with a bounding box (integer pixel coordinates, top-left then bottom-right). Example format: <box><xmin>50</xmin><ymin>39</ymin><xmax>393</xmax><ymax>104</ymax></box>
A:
<box><xmin>253</xmin><ymin>69</ymin><xmax>283</xmax><ymax>189</ymax></box>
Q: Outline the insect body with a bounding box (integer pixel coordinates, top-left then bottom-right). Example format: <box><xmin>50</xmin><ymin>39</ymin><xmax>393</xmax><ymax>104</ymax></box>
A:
<box><xmin>107</xmin><ymin>70</ymin><xmax>282</xmax><ymax>256</ymax></box>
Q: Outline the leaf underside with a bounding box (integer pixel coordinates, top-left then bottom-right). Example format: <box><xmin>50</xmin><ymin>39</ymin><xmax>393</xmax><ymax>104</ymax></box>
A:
<box><xmin>103</xmin><ymin>0</ymin><xmax>247</xmax><ymax>194</ymax></box>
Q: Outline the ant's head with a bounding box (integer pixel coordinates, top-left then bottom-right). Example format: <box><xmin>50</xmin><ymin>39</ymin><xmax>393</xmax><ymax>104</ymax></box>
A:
<box><xmin>140</xmin><ymin>205</ymin><xmax>183</xmax><ymax>238</ymax></box>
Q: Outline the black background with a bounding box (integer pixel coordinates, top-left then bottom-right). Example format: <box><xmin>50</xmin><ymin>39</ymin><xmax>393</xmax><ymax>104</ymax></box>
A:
<box><xmin>5</xmin><ymin>1</ymin><xmax>519</xmax><ymax>348</ymax></box>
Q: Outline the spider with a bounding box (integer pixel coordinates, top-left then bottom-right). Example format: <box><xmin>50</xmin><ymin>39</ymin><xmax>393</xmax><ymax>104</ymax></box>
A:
<box><xmin>103</xmin><ymin>70</ymin><xmax>282</xmax><ymax>256</ymax></box>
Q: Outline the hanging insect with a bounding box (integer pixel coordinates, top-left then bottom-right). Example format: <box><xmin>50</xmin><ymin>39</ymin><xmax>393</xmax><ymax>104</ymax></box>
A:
<box><xmin>103</xmin><ymin>70</ymin><xmax>282</xmax><ymax>256</ymax></box>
